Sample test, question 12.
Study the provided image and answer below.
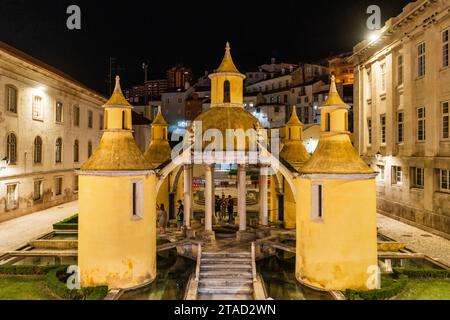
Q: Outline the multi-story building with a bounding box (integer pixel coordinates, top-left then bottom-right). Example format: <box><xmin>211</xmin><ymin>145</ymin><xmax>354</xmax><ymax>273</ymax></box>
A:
<box><xmin>351</xmin><ymin>0</ymin><xmax>450</xmax><ymax>238</ymax></box>
<box><xmin>161</xmin><ymin>86</ymin><xmax>194</xmax><ymax>134</ymax></box>
<box><xmin>328</xmin><ymin>52</ymin><xmax>354</xmax><ymax>85</ymax></box>
<box><xmin>291</xmin><ymin>63</ymin><xmax>328</xmax><ymax>86</ymax></box>
<box><xmin>124</xmin><ymin>79</ymin><xmax>168</xmax><ymax>104</ymax></box>
<box><xmin>0</xmin><ymin>41</ymin><xmax>105</xmax><ymax>222</ymax></box>
<box><xmin>166</xmin><ymin>65</ymin><xmax>194</xmax><ymax>90</ymax></box>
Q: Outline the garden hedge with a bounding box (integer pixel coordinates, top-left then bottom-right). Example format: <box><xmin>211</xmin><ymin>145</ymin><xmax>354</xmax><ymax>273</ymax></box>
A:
<box><xmin>393</xmin><ymin>267</ymin><xmax>450</xmax><ymax>279</ymax></box>
<box><xmin>53</xmin><ymin>214</ymin><xmax>78</xmax><ymax>231</ymax></box>
<box><xmin>0</xmin><ymin>265</ymin><xmax>55</xmax><ymax>275</ymax></box>
<box><xmin>345</xmin><ymin>275</ymin><xmax>408</xmax><ymax>300</ymax></box>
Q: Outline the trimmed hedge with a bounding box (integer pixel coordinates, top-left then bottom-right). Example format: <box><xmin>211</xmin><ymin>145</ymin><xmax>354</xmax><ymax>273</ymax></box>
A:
<box><xmin>345</xmin><ymin>275</ymin><xmax>408</xmax><ymax>300</ymax></box>
<box><xmin>53</xmin><ymin>214</ymin><xmax>78</xmax><ymax>231</ymax></box>
<box><xmin>0</xmin><ymin>265</ymin><xmax>56</xmax><ymax>275</ymax></box>
<box><xmin>393</xmin><ymin>267</ymin><xmax>450</xmax><ymax>279</ymax></box>
<box><xmin>46</xmin><ymin>266</ymin><xmax>108</xmax><ymax>300</ymax></box>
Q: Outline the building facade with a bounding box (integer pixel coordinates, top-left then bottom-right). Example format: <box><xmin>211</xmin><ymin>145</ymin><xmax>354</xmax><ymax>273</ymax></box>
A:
<box><xmin>351</xmin><ymin>0</ymin><xmax>450</xmax><ymax>238</ymax></box>
<box><xmin>0</xmin><ymin>41</ymin><xmax>105</xmax><ymax>222</ymax></box>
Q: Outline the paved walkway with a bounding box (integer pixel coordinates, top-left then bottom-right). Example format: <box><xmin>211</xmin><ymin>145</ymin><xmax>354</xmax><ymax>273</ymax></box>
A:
<box><xmin>377</xmin><ymin>214</ymin><xmax>450</xmax><ymax>266</ymax></box>
<box><xmin>0</xmin><ymin>201</ymin><xmax>78</xmax><ymax>254</ymax></box>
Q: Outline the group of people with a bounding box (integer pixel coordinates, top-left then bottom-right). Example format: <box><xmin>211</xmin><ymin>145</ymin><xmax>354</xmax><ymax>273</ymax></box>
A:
<box><xmin>215</xmin><ymin>194</ymin><xmax>234</xmax><ymax>224</ymax></box>
<box><xmin>157</xmin><ymin>200</ymin><xmax>184</xmax><ymax>234</ymax></box>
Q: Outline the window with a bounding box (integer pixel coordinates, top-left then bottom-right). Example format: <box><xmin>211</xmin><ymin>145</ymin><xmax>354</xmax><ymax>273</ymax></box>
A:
<box><xmin>440</xmin><ymin>169</ymin><xmax>450</xmax><ymax>192</ymax></box>
<box><xmin>88</xmin><ymin>141</ymin><xmax>93</xmax><ymax>158</ymax></box>
<box><xmin>367</xmin><ymin>118</ymin><xmax>372</xmax><ymax>145</ymax></box>
<box><xmin>397</xmin><ymin>55</ymin><xmax>404</xmax><ymax>86</ymax></box>
<box><xmin>32</xmin><ymin>96</ymin><xmax>43</xmax><ymax>120</ymax></box>
<box><xmin>73</xmin><ymin>106</ymin><xmax>80</xmax><ymax>127</ymax></box>
<box><xmin>311</xmin><ymin>182</ymin><xmax>324</xmax><ymax>221</ymax></box>
<box><xmin>55</xmin><ymin>102</ymin><xmax>63</xmax><ymax>123</ymax></box>
<box><xmin>34</xmin><ymin>136</ymin><xmax>42</xmax><ymax>164</ymax></box>
<box><xmin>418</xmin><ymin>42</ymin><xmax>426</xmax><ymax>77</ymax></box>
<box><xmin>443</xmin><ymin>29</ymin><xmax>449</xmax><ymax>68</ymax></box>
<box><xmin>74</xmin><ymin>140</ymin><xmax>79</xmax><ymax>163</ymax></box>
<box><xmin>131</xmin><ymin>180</ymin><xmax>144</xmax><ymax>218</ymax></box>
<box><xmin>392</xmin><ymin>166</ymin><xmax>403</xmax><ymax>186</ymax></box>
<box><xmin>6</xmin><ymin>184</ymin><xmax>19</xmax><ymax>211</ymax></box>
<box><xmin>73</xmin><ymin>175</ymin><xmax>79</xmax><ymax>192</ymax></box>
<box><xmin>442</xmin><ymin>102</ymin><xmax>449</xmax><ymax>140</ymax></box>
<box><xmin>55</xmin><ymin>138</ymin><xmax>63</xmax><ymax>163</ymax></box>
<box><xmin>411</xmin><ymin>167</ymin><xmax>424</xmax><ymax>189</ymax></box>
<box><xmin>380</xmin><ymin>114</ymin><xmax>386</xmax><ymax>144</ymax></box>
<box><xmin>6</xmin><ymin>85</ymin><xmax>17</xmax><ymax>113</ymax></box>
<box><xmin>380</xmin><ymin>64</ymin><xmax>386</xmax><ymax>92</ymax></box>
<box><xmin>55</xmin><ymin>177</ymin><xmax>63</xmax><ymax>196</ymax></box>
<box><xmin>274</xmin><ymin>106</ymin><xmax>280</xmax><ymax>113</ymax></box>
<box><xmin>6</xmin><ymin>133</ymin><xmax>17</xmax><ymax>165</ymax></box>
<box><xmin>417</xmin><ymin>107</ymin><xmax>426</xmax><ymax>141</ymax></box>
<box><xmin>122</xmin><ymin>111</ymin><xmax>126</xmax><ymax>129</ymax></box>
<box><xmin>88</xmin><ymin>110</ymin><xmax>93</xmax><ymax>128</ymax></box>
<box><xmin>33</xmin><ymin>180</ymin><xmax>43</xmax><ymax>202</ymax></box>
<box><xmin>325</xmin><ymin>113</ymin><xmax>330</xmax><ymax>131</ymax></box>
<box><xmin>99</xmin><ymin>114</ymin><xmax>104</xmax><ymax>130</ymax></box>
<box><xmin>377</xmin><ymin>165</ymin><xmax>385</xmax><ymax>181</ymax></box>
<box><xmin>397</xmin><ymin>112</ymin><xmax>404</xmax><ymax>144</ymax></box>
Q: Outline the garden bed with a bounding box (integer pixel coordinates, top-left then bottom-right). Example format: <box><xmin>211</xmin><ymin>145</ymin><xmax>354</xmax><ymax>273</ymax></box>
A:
<box><xmin>53</xmin><ymin>214</ymin><xmax>78</xmax><ymax>231</ymax></box>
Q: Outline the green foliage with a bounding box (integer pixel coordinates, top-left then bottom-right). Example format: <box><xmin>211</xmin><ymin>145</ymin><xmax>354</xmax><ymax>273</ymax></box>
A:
<box><xmin>345</xmin><ymin>275</ymin><xmax>408</xmax><ymax>300</ymax></box>
<box><xmin>53</xmin><ymin>214</ymin><xmax>78</xmax><ymax>230</ymax></box>
<box><xmin>46</xmin><ymin>266</ymin><xmax>107</xmax><ymax>300</ymax></box>
<box><xmin>0</xmin><ymin>265</ymin><xmax>55</xmax><ymax>275</ymax></box>
<box><xmin>393</xmin><ymin>267</ymin><xmax>450</xmax><ymax>279</ymax></box>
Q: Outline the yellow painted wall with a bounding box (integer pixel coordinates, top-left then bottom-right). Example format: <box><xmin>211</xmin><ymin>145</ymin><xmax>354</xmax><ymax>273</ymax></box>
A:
<box><xmin>78</xmin><ymin>174</ymin><xmax>157</xmax><ymax>289</ymax></box>
<box><xmin>104</xmin><ymin>108</ymin><xmax>132</xmax><ymax>130</ymax></box>
<box><xmin>284</xmin><ymin>178</ymin><xmax>296</xmax><ymax>229</ymax></box>
<box><xmin>156</xmin><ymin>176</ymin><xmax>169</xmax><ymax>212</ymax></box>
<box><xmin>295</xmin><ymin>177</ymin><xmax>378</xmax><ymax>291</ymax></box>
<box><xmin>210</xmin><ymin>75</ymin><xmax>243</xmax><ymax>105</ymax></box>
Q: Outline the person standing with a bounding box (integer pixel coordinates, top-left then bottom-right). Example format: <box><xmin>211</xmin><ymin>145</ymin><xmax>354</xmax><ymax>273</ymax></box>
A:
<box><xmin>227</xmin><ymin>195</ymin><xmax>234</xmax><ymax>224</ymax></box>
<box><xmin>220</xmin><ymin>194</ymin><xmax>227</xmax><ymax>222</ymax></box>
<box><xmin>176</xmin><ymin>200</ymin><xmax>184</xmax><ymax>230</ymax></box>
<box><xmin>157</xmin><ymin>204</ymin><xmax>167</xmax><ymax>234</ymax></box>
<box><xmin>215</xmin><ymin>195</ymin><xmax>221</xmax><ymax>221</ymax></box>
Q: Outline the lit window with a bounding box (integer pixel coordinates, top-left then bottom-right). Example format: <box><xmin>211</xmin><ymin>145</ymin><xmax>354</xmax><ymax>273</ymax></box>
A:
<box><xmin>6</xmin><ymin>85</ymin><xmax>17</xmax><ymax>113</ymax></box>
<box><xmin>418</xmin><ymin>42</ymin><xmax>426</xmax><ymax>77</ymax></box>
<box><xmin>440</xmin><ymin>169</ymin><xmax>450</xmax><ymax>192</ymax></box>
<box><xmin>131</xmin><ymin>180</ymin><xmax>144</xmax><ymax>219</ymax></box>
<box><xmin>392</xmin><ymin>166</ymin><xmax>403</xmax><ymax>186</ymax></box>
<box><xmin>6</xmin><ymin>133</ymin><xmax>17</xmax><ymax>165</ymax></box>
<box><xmin>34</xmin><ymin>136</ymin><xmax>43</xmax><ymax>164</ymax></box>
<box><xmin>411</xmin><ymin>167</ymin><xmax>424</xmax><ymax>189</ymax></box>
<box><xmin>397</xmin><ymin>55</ymin><xmax>404</xmax><ymax>86</ymax></box>
<box><xmin>311</xmin><ymin>182</ymin><xmax>324</xmax><ymax>221</ymax></box>
<box><xmin>32</xmin><ymin>96</ymin><xmax>43</xmax><ymax>120</ymax></box>
<box><xmin>442</xmin><ymin>102</ymin><xmax>449</xmax><ymax>140</ymax></box>
<box><xmin>380</xmin><ymin>114</ymin><xmax>386</xmax><ymax>144</ymax></box>
<box><xmin>367</xmin><ymin>118</ymin><xmax>372</xmax><ymax>145</ymax></box>
<box><xmin>397</xmin><ymin>112</ymin><xmax>404</xmax><ymax>144</ymax></box>
<box><xmin>443</xmin><ymin>29</ymin><xmax>449</xmax><ymax>68</ymax></box>
<box><xmin>55</xmin><ymin>102</ymin><xmax>63</xmax><ymax>123</ymax></box>
<box><xmin>417</xmin><ymin>107</ymin><xmax>426</xmax><ymax>142</ymax></box>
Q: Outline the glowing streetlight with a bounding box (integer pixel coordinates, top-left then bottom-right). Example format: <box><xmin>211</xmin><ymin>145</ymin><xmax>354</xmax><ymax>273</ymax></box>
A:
<box><xmin>368</xmin><ymin>32</ymin><xmax>380</xmax><ymax>44</ymax></box>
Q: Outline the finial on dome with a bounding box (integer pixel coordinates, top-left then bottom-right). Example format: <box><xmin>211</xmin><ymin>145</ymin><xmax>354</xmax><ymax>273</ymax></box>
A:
<box><xmin>104</xmin><ymin>75</ymin><xmax>131</xmax><ymax>107</ymax></box>
<box><xmin>215</xmin><ymin>41</ymin><xmax>240</xmax><ymax>73</ymax></box>
<box><xmin>226</xmin><ymin>41</ymin><xmax>230</xmax><ymax>51</ymax></box>
<box><xmin>321</xmin><ymin>74</ymin><xmax>347</xmax><ymax>108</ymax></box>
<box><xmin>329</xmin><ymin>75</ymin><xmax>338</xmax><ymax>94</ymax></box>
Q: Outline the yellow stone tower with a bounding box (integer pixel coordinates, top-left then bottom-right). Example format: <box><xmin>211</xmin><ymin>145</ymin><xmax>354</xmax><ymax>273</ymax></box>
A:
<box><xmin>78</xmin><ymin>76</ymin><xmax>157</xmax><ymax>289</ymax></box>
<box><xmin>295</xmin><ymin>76</ymin><xmax>378</xmax><ymax>291</ymax></box>
<box><xmin>280</xmin><ymin>107</ymin><xmax>310</xmax><ymax>229</ymax></box>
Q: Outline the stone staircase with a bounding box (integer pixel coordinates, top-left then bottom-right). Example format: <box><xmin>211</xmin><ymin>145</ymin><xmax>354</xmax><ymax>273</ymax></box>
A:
<box><xmin>197</xmin><ymin>251</ymin><xmax>254</xmax><ymax>300</ymax></box>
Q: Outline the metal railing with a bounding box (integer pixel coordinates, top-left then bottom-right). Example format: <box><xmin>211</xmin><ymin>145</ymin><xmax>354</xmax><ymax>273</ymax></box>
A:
<box><xmin>251</xmin><ymin>242</ymin><xmax>257</xmax><ymax>283</ymax></box>
<box><xmin>195</xmin><ymin>243</ymin><xmax>202</xmax><ymax>282</ymax></box>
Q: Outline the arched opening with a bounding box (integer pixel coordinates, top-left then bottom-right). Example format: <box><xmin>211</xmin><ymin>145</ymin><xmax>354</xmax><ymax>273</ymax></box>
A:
<box><xmin>6</xmin><ymin>133</ymin><xmax>17</xmax><ymax>165</ymax></box>
<box><xmin>88</xmin><ymin>141</ymin><xmax>93</xmax><ymax>158</ymax></box>
<box><xmin>34</xmin><ymin>136</ymin><xmax>42</xmax><ymax>164</ymax></box>
<box><xmin>325</xmin><ymin>113</ymin><xmax>331</xmax><ymax>131</ymax></box>
<box><xmin>223</xmin><ymin>80</ymin><xmax>231</xmax><ymax>103</ymax></box>
<box><xmin>122</xmin><ymin>110</ymin><xmax>126</xmax><ymax>129</ymax></box>
<box><xmin>74</xmin><ymin>140</ymin><xmax>79</xmax><ymax>163</ymax></box>
<box><xmin>55</xmin><ymin>138</ymin><xmax>63</xmax><ymax>163</ymax></box>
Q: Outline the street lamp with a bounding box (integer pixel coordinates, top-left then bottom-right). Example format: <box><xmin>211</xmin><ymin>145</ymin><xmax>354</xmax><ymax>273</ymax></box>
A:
<box><xmin>375</xmin><ymin>151</ymin><xmax>383</xmax><ymax>161</ymax></box>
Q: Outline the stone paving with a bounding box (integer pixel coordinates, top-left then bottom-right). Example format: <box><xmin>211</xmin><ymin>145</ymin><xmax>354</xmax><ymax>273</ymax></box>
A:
<box><xmin>0</xmin><ymin>201</ymin><xmax>78</xmax><ymax>254</ymax></box>
<box><xmin>377</xmin><ymin>214</ymin><xmax>450</xmax><ymax>266</ymax></box>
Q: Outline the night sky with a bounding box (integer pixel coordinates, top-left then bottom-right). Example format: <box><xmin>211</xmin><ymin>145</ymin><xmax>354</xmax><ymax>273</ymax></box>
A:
<box><xmin>0</xmin><ymin>0</ymin><xmax>411</xmax><ymax>95</ymax></box>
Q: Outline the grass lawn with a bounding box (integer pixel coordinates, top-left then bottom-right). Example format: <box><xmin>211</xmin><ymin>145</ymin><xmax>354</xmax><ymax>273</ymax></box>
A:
<box><xmin>395</xmin><ymin>279</ymin><xmax>450</xmax><ymax>300</ymax></box>
<box><xmin>0</xmin><ymin>275</ymin><xmax>57</xmax><ymax>300</ymax></box>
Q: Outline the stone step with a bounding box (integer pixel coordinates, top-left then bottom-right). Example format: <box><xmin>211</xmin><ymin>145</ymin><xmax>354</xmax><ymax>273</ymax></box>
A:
<box><xmin>197</xmin><ymin>293</ymin><xmax>253</xmax><ymax>300</ymax></box>
<box><xmin>198</xmin><ymin>286</ymin><xmax>253</xmax><ymax>295</ymax></box>
<box><xmin>200</xmin><ymin>270</ymin><xmax>253</xmax><ymax>279</ymax></box>
<box><xmin>201</xmin><ymin>257</ymin><xmax>251</xmax><ymax>264</ymax></box>
<box><xmin>199</xmin><ymin>278</ymin><xmax>253</xmax><ymax>287</ymax></box>
<box><xmin>202</xmin><ymin>252</ymin><xmax>251</xmax><ymax>258</ymax></box>
<box><xmin>201</xmin><ymin>264</ymin><xmax>252</xmax><ymax>271</ymax></box>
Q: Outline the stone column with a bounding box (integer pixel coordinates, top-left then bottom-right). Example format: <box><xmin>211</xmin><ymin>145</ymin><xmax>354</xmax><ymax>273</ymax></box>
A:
<box><xmin>204</xmin><ymin>164</ymin><xmax>213</xmax><ymax>232</ymax></box>
<box><xmin>211</xmin><ymin>165</ymin><xmax>215</xmax><ymax>221</ymax></box>
<box><xmin>259</xmin><ymin>166</ymin><xmax>269</xmax><ymax>227</ymax></box>
<box><xmin>183</xmin><ymin>164</ymin><xmax>192</xmax><ymax>229</ymax></box>
<box><xmin>238</xmin><ymin>164</ymin><xmax>247</xmax><ymax>232</ymax></box>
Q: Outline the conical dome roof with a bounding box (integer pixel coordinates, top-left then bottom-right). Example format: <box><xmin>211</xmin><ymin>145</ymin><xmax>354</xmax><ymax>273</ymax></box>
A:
<box><xmin>321</xmin><ymin>75</ymin><xmax>347</xmax><ymax>108</ymax></box>
<box><xmin>216</xmin><ymin>42</ymin><xmax>240</xmax><ymax>73</ymax></box>
<box><xmin>152</xmin><ymin>106</ymin><xmax>168</xmax><ymax>126</ymax></box>
<box><xmin>286</xmin><ymin>107</ymin><xmax>303</xmax><ymax>126</ymax></box>
<box><xmin>105</xmin><ymin>76</ymin><xmax>131</xmax><ymax>107</ymax></box>
<box><xmin>280</xmin><ymin>107</ymin><xmax>310</xmax><ymax>168</ymax></box>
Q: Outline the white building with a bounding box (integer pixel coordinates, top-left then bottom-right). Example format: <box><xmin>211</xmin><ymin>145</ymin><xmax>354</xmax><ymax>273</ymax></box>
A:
<box><xmin>351</xmin><ymin>0</ymin><xmax>450</xmax><ymax>238</ymax></box>
<box><xmin>0</xmin><ymin>41</ymin><xmax>105</xmax><ymax>222</ymax></box>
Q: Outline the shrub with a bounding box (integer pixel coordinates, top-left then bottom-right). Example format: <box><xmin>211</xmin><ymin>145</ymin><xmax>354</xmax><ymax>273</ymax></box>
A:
<box><xmin>345</xmin><ymin>275</ymin><xmax>408</xmax><ymax>300</ymax></box>
<box><xmin>0</xmin><ymin>265</ymin><xmax>55</xmax><ymax>275</ymax></box>
<box><xmin>393</xmin><ymin>267</ymin><xmax>450</xmax><ymax>279</ymax></box>
<box><xmin>53</xmin><ymin>214</ymin><xmax>78</xmax><ymax>230</ymax></box>
<box><xmin>46</xmin><ymin>266</ymin><xmax>108</xmax><ymax>300</ymax></box>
